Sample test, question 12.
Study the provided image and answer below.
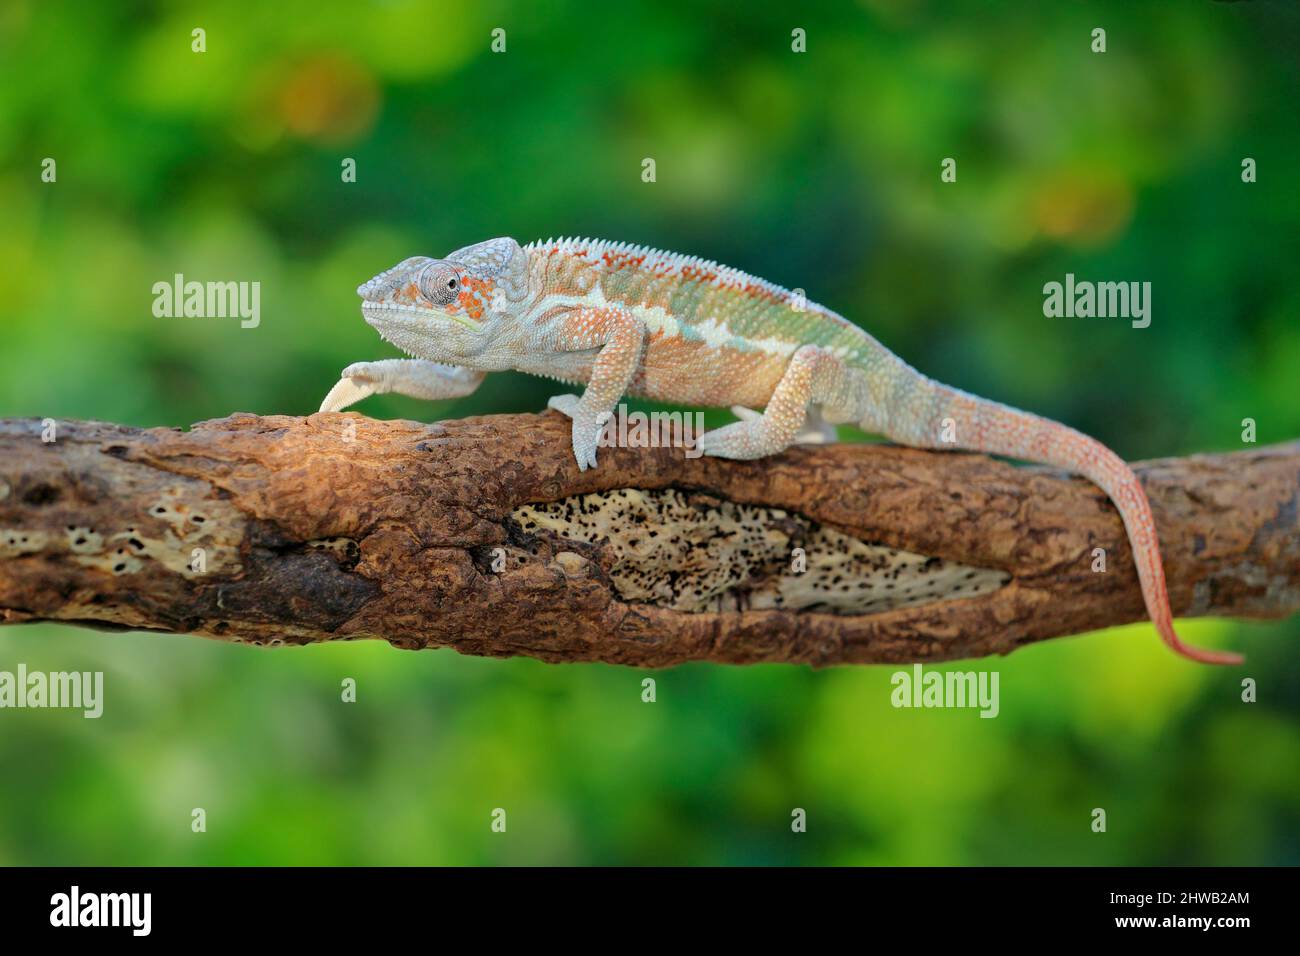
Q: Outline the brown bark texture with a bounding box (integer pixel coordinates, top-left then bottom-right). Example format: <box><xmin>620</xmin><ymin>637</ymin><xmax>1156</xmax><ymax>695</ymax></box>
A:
<box><xmin>0</xmin><ymin>413</ymin><xmax>1296</xmax><ymax>667</ymax></box>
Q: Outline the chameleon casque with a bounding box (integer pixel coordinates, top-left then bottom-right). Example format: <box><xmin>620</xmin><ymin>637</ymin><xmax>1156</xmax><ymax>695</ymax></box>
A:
<box><xmin>320</xmin><ymin>236</ymin><xmax>1241</xmax><ymax>666</ymax></box>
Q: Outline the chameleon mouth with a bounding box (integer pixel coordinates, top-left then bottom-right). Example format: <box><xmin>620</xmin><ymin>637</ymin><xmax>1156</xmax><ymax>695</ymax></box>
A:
<box><xmin>361</xmin><ymin>301</ymin><xmax>481</xmax><ymax>333</ymax></box>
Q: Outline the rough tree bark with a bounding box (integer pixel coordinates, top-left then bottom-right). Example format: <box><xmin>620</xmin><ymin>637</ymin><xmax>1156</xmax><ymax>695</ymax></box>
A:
<box><xmin>0</xmin><ymin>413</ymin><xmax>1296</xmax><ymax>667</ymax></box>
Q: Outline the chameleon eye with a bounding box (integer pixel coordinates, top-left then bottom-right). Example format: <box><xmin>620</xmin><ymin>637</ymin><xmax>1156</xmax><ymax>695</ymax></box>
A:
<box><xmin>418</xmin><ymin>264</ymin><xmax>460</xmax><ymax>305</ymax></box>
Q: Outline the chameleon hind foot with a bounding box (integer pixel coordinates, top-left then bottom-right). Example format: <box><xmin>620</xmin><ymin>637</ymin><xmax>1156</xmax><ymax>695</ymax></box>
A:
<box><xmin>703</xmin><ymin>346</ymin><xmax>839</xmax><ymax>459</ymax></box>
<box><xmin>730</xmin><ymin>405</ymin><xmax>838</xmax><ymax>445</ymax></box>
<box><xmin>701</xmin><ymin>409</ymin><xmax>801</xmax><ymax>459</ymax></box>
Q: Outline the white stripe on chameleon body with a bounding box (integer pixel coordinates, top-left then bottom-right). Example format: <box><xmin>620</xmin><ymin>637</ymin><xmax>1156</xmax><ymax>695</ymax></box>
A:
<box><xmin>525</xmin><ymin>237</ymin><xmax>867</xmax><ymax>337</ymax></box>
<box><xmin>525</xmin><ymin>287</ymin><xmax>802</xmax><ymax>359</ymax></box>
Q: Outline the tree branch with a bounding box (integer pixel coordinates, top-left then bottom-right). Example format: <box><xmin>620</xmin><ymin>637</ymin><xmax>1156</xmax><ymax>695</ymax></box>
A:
<box><xmin>1</xmin><ymin>413</ymin><xmax>1296</xmax><ymax>666</ymax></box>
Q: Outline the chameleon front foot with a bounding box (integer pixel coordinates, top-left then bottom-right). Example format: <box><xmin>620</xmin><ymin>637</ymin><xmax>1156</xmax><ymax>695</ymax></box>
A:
<box><xmin>320</xmin><ymin>361</ymin><xmax>387</xmax><ymax>412</ymax></box>
<box><xmin>318</xmin><ymin>359</ymin><xmax>485</xmax><ymax>412</ymax></box>
<box><xmin>546</xmin><ymin>393</ymin><xmax>581</xmax><ymax>418</ymax></box>
<box><xmin>547</xmin><ymin>393</ymin><xmax>604</xmax><ymax>471</ymax></box>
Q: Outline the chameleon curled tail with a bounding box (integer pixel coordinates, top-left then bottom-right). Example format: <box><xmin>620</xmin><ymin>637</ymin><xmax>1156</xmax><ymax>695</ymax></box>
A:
<box><xmin>885</xmin><ymin>370</ymin><xmax>1243</xmax><ymax>665</ymax></box>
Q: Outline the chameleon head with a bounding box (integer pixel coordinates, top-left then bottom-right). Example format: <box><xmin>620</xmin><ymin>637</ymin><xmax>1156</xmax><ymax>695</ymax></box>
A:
<box><xmin>356</xmin><ymin>237</ymin><xmax>528</xmax><ymax>360</ymax></box>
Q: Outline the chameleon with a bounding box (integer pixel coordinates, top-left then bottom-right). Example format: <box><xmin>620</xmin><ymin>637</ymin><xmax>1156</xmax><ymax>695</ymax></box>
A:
<box><xmin>319</xmin><ymin>236</ymin><xmax>1241</xmax><ymax>666</ymax></box>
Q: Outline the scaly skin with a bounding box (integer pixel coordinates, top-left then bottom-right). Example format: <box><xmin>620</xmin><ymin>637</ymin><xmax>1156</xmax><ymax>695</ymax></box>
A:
<box><xmin>320</xmin><ymin>236</ymin><xmax>1241</xmax><ymax>666</ymax></box>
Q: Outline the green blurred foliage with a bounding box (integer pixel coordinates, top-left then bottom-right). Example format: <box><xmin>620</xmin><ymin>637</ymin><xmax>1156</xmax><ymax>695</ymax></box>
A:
<box><xmin>0</xmin><ymin>0</ymin><xmax>1296</xmax><ymax>865</ymax></box>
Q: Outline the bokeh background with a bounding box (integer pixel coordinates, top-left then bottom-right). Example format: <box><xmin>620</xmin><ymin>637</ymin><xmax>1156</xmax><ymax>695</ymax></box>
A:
<box><xmin>1</xmin><ymin>0</ymin><xmax>1297</xmax><ymax>865</ymax></box>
